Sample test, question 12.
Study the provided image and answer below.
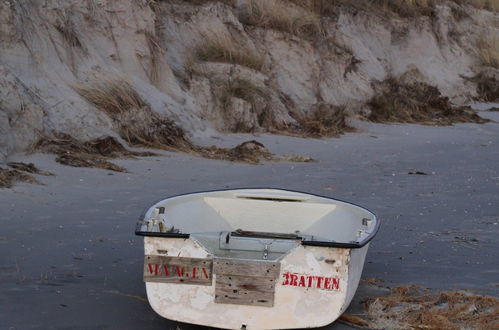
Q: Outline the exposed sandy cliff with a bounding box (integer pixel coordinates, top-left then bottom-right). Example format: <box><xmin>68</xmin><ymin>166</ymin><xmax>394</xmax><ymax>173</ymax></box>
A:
<box><xmin>0</xmin><ymin>0</ymin><xmax>498</xmax><ymax>161</ymax></box>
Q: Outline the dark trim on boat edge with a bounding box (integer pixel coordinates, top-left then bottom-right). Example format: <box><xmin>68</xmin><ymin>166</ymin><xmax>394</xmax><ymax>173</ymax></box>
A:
<box><xmin>135</xmin><ymin>231</ymin><xmax>190</xmax><ymax>239</ymax></box>
<box><xmin>134</xmin><ymin>187</ymin><xmax>381</xmax><ymax>249</ymax></box>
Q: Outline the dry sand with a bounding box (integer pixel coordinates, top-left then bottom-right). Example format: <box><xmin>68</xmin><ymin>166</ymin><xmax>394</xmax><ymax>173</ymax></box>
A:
<box><xmin>1</xmin><ymin>110</ymin><xmax>498</xmax><ymax>329</ymax></box>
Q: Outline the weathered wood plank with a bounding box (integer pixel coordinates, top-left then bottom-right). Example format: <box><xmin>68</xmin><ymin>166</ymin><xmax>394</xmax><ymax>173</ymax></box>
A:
<box><xmin>213</xmin><ymin>258</ymin><xmax>280</xmax><ymax>278</ymax></box>
<box><xmin>213</xmin><ymin>258</ymin><xmax>280</xmax><ymax>307</ymax></box>
<box><xmin>215</xmin><ymin>275</ymin><xmax>276</xmax><ymax>307</ymax></box>
<box><xmin>143</xmin><ymin>255</ymin><xmax>212</xmax><ymax>285</ymax></box>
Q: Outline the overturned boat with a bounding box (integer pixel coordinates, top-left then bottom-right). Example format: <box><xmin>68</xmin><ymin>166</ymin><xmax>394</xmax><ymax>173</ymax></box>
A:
<box><xmin>135</xmin><ymin>188</ymin><xmax>379</xmax><ymax>329</ymax></box>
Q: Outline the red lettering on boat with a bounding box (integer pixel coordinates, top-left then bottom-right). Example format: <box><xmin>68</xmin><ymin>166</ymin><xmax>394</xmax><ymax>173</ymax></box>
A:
<box><xmin>282</xmin><ymin>273</ymin><xmax>291</xmax><ymax>285</ymax></box>
<box><xmin>324</xmin><ymin>277</ymin><xmax>332</xmax><ymax>290</ymax></box>
<box><xmin>331</xmin><ymin>277</ymin><xmax>340</xmax><ymax>290</ymax></box>
<box><xmin>281</xmin><ymin>273</ymin><xmax>340</xmax><ymax>290</ymax></box>
<box><xmin>316</xmin><ymin>276</ymin><xmax>323</xmax><ymax>289</ymax></box>
<box><xmin>148</xmin><ymin>264</ymin><xmax>159</xmax><ymax>275</ymax></box>
<box><xmin>175</xmin><ymin>266</ymin><xmax>185</xmax><ymax>277</ymax></box>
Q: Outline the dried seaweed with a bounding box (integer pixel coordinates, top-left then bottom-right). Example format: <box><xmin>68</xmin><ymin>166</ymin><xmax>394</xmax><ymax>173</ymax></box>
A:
<box><xmin>35</xmin><ymin>132</ymin><xmax>156</xmax><ymax>172</ymax></box>
<box><xmin>360</xmin><ymin>286</ymin><xmax>499</xmax><ymax>330</ymax></box>
<box><xmin>198</xmin><ymin>140</ymin><xmax>313</xmax><ymax>164</ymax></box>
<box><xmin>368</xmin><ymin>78</ymin><xmax>489</xmax><ymax>125</ymax></box>
<box><xmin>7</xmin><ymin>162</ymin><xmax>54</xmax><ymax>176</ymax></box>
<box><xmin>199</xmin><ymin>140</ymin><xmax>273</xmax><ymax>164</ymax></box>
<box><xmin>55</xmin><ymin>154</ymin><xmax>127</xmax><ymax>172</ymax></box>
<box><xmin>474</xmin><ymin>71</ymin><xmax>499</xmax><ymax>102</ymax></box>
<box><xmin>295</xmin><ymin>104</ymin><xmax>353</xmax><ymax>138</ymax></box>
<box><xmin>339</xmin><ymin>314</ymin><xmax>370</xmax><ymax>327</ymax></box>
<box><xmin>0</xmin><ymin>168</ymin><xmax>40</xmax><ymax>188</ymax></box>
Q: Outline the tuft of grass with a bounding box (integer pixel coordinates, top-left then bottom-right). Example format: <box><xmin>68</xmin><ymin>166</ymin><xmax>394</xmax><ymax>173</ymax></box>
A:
<box><xmin>73</xmin><ymin>76</ymin><xmax>192</xmax><ymax>150</ymax></box>
<box><xmin>54</xmin><ymin>11</ymin><xmax>83</xmax><ymax>48</ymax></box>
<box><xmin>73</xmin><ymin>77</ymin><xmax>147</xmax><ymax>116</ymax></box>
<box><xmin>239</xmin><ymin>0</ymin><xmax>322</xmax><ymax>38</ymax></box>
<box><xmin>220</xmin><ymin>79</ymin><xmax>274</xmax><ymax>132</ymax></box>
<box><xmin>145</xmin><ymin>31</ymin><xmax>164</xmax><ymax>85</ymax></box>
<box><xmin>468</xmin><ymin>0</ymin><xmax>499</xmax><ymax>11</ymax></box>
<box><xmin>195</xmin><ymin>35</ymin><xmax>265</xmax><ymax>71</ymax></box>
<box><xmin>368</xmin><ymin>77</ymin><xmax>489</xmax><ymax>125</ymax></box>
<box><xmin>289</xmin><ymin>0</ymin><xmax>339</xmax><ymax>17</ymax></box>
<box><xmin>476</xmin><ymin>33</ymin><xmax>499</xmax><ymax>69</ymax></box>
<box><xmin>178</xmin><ymin>0</ymin><xmax>236</xmax><ymax>6</ymax></box>
<box><xmin>291</xmin><ymin>0</ymin><xmax>498</xmax><ymax>18</ymax></box>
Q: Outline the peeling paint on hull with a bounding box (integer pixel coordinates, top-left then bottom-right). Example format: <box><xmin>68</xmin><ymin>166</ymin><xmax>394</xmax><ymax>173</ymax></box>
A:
<box><xmin>143</xmin><ymin>237</ymin><xmax>368</xmax><ymax>329</ymax></box>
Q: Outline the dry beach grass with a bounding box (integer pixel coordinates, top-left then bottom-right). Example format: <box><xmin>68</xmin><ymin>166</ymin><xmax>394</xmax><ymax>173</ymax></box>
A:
<box><xmin>195</xmin><ymin>34</ymin><xmax>265</xmax><ymax>71</ymax></box>
<box><xmin>476</xmin><ymin>33</ymin><xmax>499</xmax><ymax>69</ymax></box>
<box><xmin>73</xmin><ymin>76</ymin><xmax>193</xmax><ymax>151</ymax></box>
<box><xmin>291</xmin><ymin>0</ymin><xmax>499</xmax><ymax>16</ymax></box>
<box><xmin>239</xmin><ymin>0</ymin><xmax>322</xmax><ymax>38</ymax></box>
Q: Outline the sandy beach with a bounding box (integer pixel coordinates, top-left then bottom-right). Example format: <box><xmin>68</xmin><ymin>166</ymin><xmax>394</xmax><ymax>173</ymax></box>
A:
<box><xmin>1</xmin><ymin>110</ymin><xmax>498</xmax><ymax>329</ymax></box>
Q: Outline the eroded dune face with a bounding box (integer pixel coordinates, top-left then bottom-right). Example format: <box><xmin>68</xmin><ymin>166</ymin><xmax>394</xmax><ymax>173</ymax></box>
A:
<box><xmin>0</xmin><ymin>0</ymin><xmax>497</xmax><ymax>161</ymax></box>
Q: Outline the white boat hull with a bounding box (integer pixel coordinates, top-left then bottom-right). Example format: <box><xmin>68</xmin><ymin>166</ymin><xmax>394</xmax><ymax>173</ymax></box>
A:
<box><xmin>137</xmin><ymin>189</ymin><xmax>378</xmax><ymax>329</ymax></box>
<box><xmin>144</xmin><ymin>237</ymin><xmax>368</xmax><ymax>329</ymax></box>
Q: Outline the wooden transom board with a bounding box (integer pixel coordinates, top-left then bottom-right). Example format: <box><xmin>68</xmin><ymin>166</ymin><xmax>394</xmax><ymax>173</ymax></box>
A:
<box><xmin>213</xmin><ymin>258</ymin><xmax>281</xmax><ymax>307</ymax></box>
<box><xmin>143</xmin><ymin>255</ymin><xmax>212</xmax><ymax>285</ymax></box>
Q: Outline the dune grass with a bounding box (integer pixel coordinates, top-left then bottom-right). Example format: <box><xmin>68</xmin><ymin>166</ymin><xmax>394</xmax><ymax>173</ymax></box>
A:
<box><xmin>220</xmin><ymin>79</ymin><xmax>273</xmax><ymax>132</ymax></box>
<box><xmin>239</xmin><ymin>0</ymin><xmax>322</xmax><ymax>38</ymax></box>
<box><xmin>291</xmin><ymin>0</ymin><xmax>498</xmax><ymax>17</ymax></box>
<box><xmin>195</xmin><ymin>34</ymin><xmax>265</xmax><ymax>71</ymax></box>
<box><xmin>54</xmin><ymin>11</ymin><xmax>83</xmax><ymax>48</ymax></box>
<box><xmin>73</xmin><ymin>77</ymin><xmax>147</xmax><ymax>116</ymax></box>
<box><xmin>73</xmin><ymin>76</ymin><xmax>192</xmax><ymax>150</ymax></box>
<box><xmin>476</xmin><ymin>33</ymin><xmax>499</xmax><ymax>69</ymax></box>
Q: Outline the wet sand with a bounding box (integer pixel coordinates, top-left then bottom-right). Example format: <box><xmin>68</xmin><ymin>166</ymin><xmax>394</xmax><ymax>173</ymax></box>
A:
<box><xmin>1</xmin><ymin>111</ymin><xmax>498</xmax><ymax>329</ymax></box>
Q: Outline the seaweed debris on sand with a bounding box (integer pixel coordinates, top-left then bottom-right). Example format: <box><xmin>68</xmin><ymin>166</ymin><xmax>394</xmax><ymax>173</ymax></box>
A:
<box><xmin>368</xmin><ymin>78</ymin><xmax>489</xmax><ymax>125</ymax></box>
<box><xmin>198</xmin><ymin>140</ymin><xmax>314</xmax><ymax>164</ymax></box>
<box><xmin>347</xmin><ymin>285</ymin><xmax>499</xmax><ymax>330</ymax></box>
<box><xmin>0</xmin><ymin>168</ymin><xmax>40</xmax><ymax>188</ymax></box>
<box><xmin>35</xmin><ymin>132</ymin><xmax>157</xmax><ymax>172</ymax></box>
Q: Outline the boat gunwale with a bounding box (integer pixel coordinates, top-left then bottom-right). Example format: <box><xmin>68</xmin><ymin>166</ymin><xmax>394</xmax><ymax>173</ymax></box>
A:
<box><xmin>134</xmin><ymin>187</ymin><xmax>381</xmax><ymax>249</ymax></box>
